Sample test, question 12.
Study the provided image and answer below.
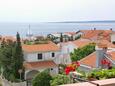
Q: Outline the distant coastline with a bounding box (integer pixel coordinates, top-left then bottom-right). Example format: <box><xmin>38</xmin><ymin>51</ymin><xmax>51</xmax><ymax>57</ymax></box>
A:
<box><xmin>0</xmin><ymin>21</ymin><xmax>115</xmax><ymax>36</ymax></box>
<box><xmin>48</xmin><ymin>20</ymin><xmax>115</xmax><ymax>23</ymax></box>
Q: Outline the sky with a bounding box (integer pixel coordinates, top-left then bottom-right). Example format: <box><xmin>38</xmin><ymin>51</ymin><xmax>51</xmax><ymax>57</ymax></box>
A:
<box><xmin>0</xmin><ymin>0</ymin><xmax>115</xmax><ymax>22</ymax></box>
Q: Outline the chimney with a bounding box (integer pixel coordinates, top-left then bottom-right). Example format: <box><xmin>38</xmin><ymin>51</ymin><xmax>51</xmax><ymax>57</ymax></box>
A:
<box><xmin>94</xmin><ymin>28</ymin><xmax>96</xmax><ymax>30</ymax></box>
<box><xmin>110</xmin><ymin>28</ymin><xmax>112</xmax><ymax>31</ymax></box>
<box><xmin>95</xmin><ymin>43</ymin><xmax>107</xmax><ymax>68</ymax></box>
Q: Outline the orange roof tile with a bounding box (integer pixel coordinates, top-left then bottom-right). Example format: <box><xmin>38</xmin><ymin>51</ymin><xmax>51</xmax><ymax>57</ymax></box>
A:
<box><xmin>107</xmin><ymin>51</ymin><xmax>115</xmax><ymax>61</ymax></box>
<box><xmin>22</xmin><ymin>41</ymin><xmax>60</xmax><ymax>52</ymax></box>
<box><xmin>72</xmin><ymin>39</ymin><xmax>92</xmax><ymax>48</ymax></box>
<box><xmin>111</xmin><ymin>31</ymin><xmax>115</xmax><ymax>34</ymax></box>
<box><xmin>81</xmin><ymin>30</ymin><xmax>112</xmax><ymax>41</ymax></box>
<box><xmin>80</xmin><ymin>52</ymin><xmax>96</xmax><ymax>67</ymax></box>
<box><xmin>97</xmin><ymin>40</ymin><xmax>115</xmax><ymax>48</ymax></box>
<box><xmin>2</xmin><ymin>36</ymin><xmax>16</xmax><ymax>42</ymax></box>
<box><xmin>80</xmin><ymin>51</ymin><xmax>115</xmax><ymax>68</ymax></box>
<box><xmin>23</xmin><ymin>60</ymin><xmax>57</xmax><ymax>69</ymax></box>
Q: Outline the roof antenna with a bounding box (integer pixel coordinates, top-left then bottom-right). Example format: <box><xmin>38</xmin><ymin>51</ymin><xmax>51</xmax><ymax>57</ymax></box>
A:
<box><xmin>26</xmin><ymin>24</ymin><xmax>33</xmax><ymax>40</ymax></box>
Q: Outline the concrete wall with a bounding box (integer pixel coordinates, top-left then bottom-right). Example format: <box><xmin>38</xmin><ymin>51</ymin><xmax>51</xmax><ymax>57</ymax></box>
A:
<box><xmin>54</xmin><ymin>54</ymin><xmax>71</xmax><ymax>65</ymax></box>
<box><xmin>60</xmin><ymin>78</ymin><xmax>115</xmax><ymax>86</ymax></box>
<box><xmin>58</xmin><ymin>42</ymin><xmax>77</xmax><ymax>54</ymax></box>
<box><xmin>24</xmin><ymin>51</ymin><xmax>60</xmax><ymax>62</ymax></box>
<box><xmin>79</xmin><ymin>65</ymin><xmax>92</xmax><ymax>73</ymax></box>
<box><xmin>111</xmin><ymin>34</ymin><xmax>115</xmax><ymax>43</ymax></box>
<box><xmin>25</xmin><ymin>67</ymin><xmax>58</xmax><ymax>79</ymax></box>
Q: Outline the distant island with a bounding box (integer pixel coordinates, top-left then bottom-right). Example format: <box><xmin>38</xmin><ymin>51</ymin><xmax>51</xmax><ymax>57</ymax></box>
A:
<box><xmin>48</xmin><ymin>20</ymin><xmax>115</xmax><ymax>23</ymax></box>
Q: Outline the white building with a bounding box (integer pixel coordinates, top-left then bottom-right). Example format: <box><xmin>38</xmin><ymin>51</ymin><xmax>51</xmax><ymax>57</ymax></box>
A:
<box><xmin>64</xmin><ymin>31</ymin><xmax>82</xmax><ymax>41</ymax></box>
<box><xmin>22</xmin><ymin>41</ymin><xmax>60</xmax><ymax>80</ymax></box>
<box><xmin>47</xmin><ymin>31</ymin><xmax>83</xmax><ymax>43</ymax></box>
<box><xmin>110</xmin><ymin>31</ymin><xmax>115</xmax><ymax>43</ymax></box>
<box><xmin>58</xmin><ymin>39</ymin><xmax>92</xmax><ymax>53</ymax></box>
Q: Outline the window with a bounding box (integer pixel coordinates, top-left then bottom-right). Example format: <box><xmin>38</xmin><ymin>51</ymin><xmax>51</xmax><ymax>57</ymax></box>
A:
<box><xmin>52</xmin><ymin>53</ymin><xmax>55</xmax><ymax>57</ymax></box>
<box><xmin>51</xmin><ymin>68</ymin><xmax>53</xmax><ymax>70</ymax></box>
<box><xmin>38</xmin><ymin>53</ymin><xmax>42</xmax><ymax>60</ymax></box>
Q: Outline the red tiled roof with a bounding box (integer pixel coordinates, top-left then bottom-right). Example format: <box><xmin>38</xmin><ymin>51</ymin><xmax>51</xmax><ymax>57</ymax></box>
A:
<box><xmin>23</xmin><ymin>60</ymin><xmax>57</xmax><ymax>69</ymax></box>
<box><xmin>80</xmin><ymin>51</ymin><xmax>115</xmax><ymax>68</ymax></box>
<box><xmin>97</xmin><ymin>40</ymin><xmax>115</xmax><ymax>48</ymax></box>
<box><xmin>72</xmin><ymin>39</ymin><xmax>92</xmax><ymax>48</ymax></box>
<box><xmin>111</xmin><ymin>31</ymin><xmax>115</xmax><ymax>34</ymax></box>
<box><xmin>22</xmin><ymin>41</ymin><xmax>60</xmax><ymax>52</ymax></box>
<box><xmin>0</xmin><ymin>36</ymin><xmax>16</xmax><ymax>42</ymax></box>
<box><xmin>107</xmin><ymin>51</ymin><xmax>115</xmax><ymax>61</ymax></box>
<box><xmin>80</xmin><ymin>52</ymin><xmax>96</xmax><ymax>67</ymax></box>
<box><xmin>81</xmin><ymin>30</ymin><xmax>112</xmax><ymax>41</ymax></box>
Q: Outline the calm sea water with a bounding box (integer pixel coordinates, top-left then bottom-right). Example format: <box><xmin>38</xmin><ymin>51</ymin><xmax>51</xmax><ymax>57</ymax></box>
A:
<box><xmin>0</xmin><ymin>22</ymin><xmax>115</xmax><ymax>37</ymax></box>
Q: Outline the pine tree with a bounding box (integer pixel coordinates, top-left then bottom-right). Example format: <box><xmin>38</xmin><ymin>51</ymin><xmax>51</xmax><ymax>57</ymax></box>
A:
<box><xmin>0</xmin><ymin>33</ymin><xmax>24</xmax><ymax>81</ymax></box>
<box><xmin>13</xmin><ymin>32</ymin><xmax>24</xmax><ymax>79</ymax></box>
<box><xmin>60</xmin><ymin>33</ymin><xmax>63</xmax><ymax>42</ymax></box>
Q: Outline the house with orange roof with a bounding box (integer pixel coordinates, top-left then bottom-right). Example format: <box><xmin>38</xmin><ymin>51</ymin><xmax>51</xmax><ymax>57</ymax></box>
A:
<box><xmin>58</xmin><ymin>39</ymin><xmax>93</xmax><ymax>54</ymax></box>
<box><xmin>56</xmin><ymin>39</ymin><xmax>92</xmax><ymax>65</ymax></box>
<box><xmin>22</xmin><ymin>41</ymin><xmax>60</xmax><ymax>80</ymax></box>
<box><xmin>80</xmin><ymin>29</ymin><xmax>112</xmax><ymax>41</ymax></box>
<box><xmin>79</xmin><ymin>41</ymin><xmax>115</xmax><ymax>72</ymax></box>
<box><xmin>0</xmin><ymin>36</ymin><xmax>16</xmax><ymax>43</ymax></box>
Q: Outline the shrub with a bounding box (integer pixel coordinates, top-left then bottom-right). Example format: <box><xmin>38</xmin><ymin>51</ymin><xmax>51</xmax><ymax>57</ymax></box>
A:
<box><xmin>50</xmin><ymin>74</ymin><xmax>70</xmax><ymax>86</ymax></box>
<box><xmin>87</xmin><ymin>68</ymin><xmax>115</xmax><ymax>80</ymax></box>
<box><xmin>71</xmin><ymin>43</ymin><xmax>95</xmax><ymax>61</ymax></box>
<box><xmin>32</xmin><ymin>71</ymin><xmax>52</xmax><ymax>86</ymax></box>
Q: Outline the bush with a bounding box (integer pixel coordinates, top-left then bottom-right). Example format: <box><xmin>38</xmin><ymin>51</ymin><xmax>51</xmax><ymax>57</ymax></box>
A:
<box><xmin>70</xmin><ymin>43</ymin><xmax>95</xmax><ymax>61</ymax></box>
<box><xmin>58</xmin><ymin>64</ymin><xmax>66</xmax><ymax>74</ymax></box>
<box><xmin>32</xmin><ymin>71</ymin><xmax>52</xmax><ymax>86</ymax></box>
<box><xmin>87</xmin><ymin>68</ymin><xmax>115</xmax><ymax>80</ymax></box>
<box><xmin>50</xmin><ymin>74</ymin><xmax>70</xmax><ymax>86</ymax></box>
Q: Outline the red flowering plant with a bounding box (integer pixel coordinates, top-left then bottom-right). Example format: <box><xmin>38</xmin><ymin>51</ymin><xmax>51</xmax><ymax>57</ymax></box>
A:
<box><xmin>101</xmin><ymin>59</ymin><xmax>112</xmax><ymax>69</ymax></box>
<box><xmin>65</xmin><ymin>61</ymin><xmax>80</xmax><ymax>75</ymax></box>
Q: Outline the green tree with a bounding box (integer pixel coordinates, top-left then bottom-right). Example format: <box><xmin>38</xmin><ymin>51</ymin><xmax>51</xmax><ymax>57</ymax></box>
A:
<box><xmin>1</xmin><ymin>38</ymin><xmax>6</xmax><ymax>48</ymax></box>
<box><xmin>50</xmin><ymin>74</ymin><xmax>70</xmax><ymax>86</ymax></box>
<box><xmin>13</xmin><ymin>32</ymin><xmax>24</xmax><ymax>79</ymax></box>
<box><xmin>60</xmin><ymin>33</ymin><xmax>63</xmax><ymax>42</ymax></box>
<box><xmin>0</xmin><ymin>32</ymin><xmax>24</xmax><ymax>81</ymax></box>
<box><xmin>70</xmin><ymin>43</ymin><xmax>95</xmax><ymax>61</ymax></box>
<box><xmin>32</xmin><ymin>71</ymin><xmax>52</xmax><ymax>86</ymax></box>
<box><xmin>0</xmin><ymin>40</ymin><xmax>15</xmax><ymax>81</ymax></box>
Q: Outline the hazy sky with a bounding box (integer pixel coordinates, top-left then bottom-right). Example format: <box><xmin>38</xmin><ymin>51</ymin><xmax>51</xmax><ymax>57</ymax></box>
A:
<box><xmin>0</xmin><ymin>0</ymin><xmax>115</xmax><ymax>22</ymax></box>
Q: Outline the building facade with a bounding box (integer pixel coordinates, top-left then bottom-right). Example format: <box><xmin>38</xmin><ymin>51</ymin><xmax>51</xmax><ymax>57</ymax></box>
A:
<box><xmin>22</xmin><ymin>41</ymin><xmax>60</xmax><ymax>80</ymax></box>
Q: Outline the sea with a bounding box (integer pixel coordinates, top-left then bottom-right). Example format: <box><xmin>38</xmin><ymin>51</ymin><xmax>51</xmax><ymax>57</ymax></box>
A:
<box><xmin>0</xmin><ymin>21</ymin><xmax>115</xmax><ymax>37</ymax></box>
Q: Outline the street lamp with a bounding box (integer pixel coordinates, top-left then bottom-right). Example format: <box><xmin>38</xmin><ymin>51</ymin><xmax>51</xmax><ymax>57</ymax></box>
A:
<box><xmin>18</xmin><ymin>69</ymin><xmax>23</xmax><ymax>81</ymax></box>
